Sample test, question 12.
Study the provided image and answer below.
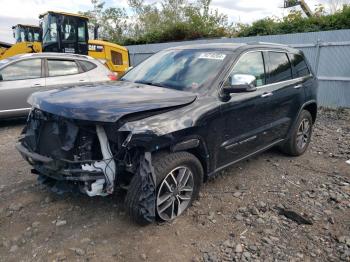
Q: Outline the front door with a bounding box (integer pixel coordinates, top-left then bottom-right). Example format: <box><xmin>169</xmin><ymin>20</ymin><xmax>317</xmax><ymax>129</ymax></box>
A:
<box><xmin>0</xmin><ymin>58</ymin><xmax>44</xmax><ymax>118</ymax></box>
<box><xmin>217</xmin><ymin>51</ymin><xmax>276</xmax><ymax>169</ymax></box>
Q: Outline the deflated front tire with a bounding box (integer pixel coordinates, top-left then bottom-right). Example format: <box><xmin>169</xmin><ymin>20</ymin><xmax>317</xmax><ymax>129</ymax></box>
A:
<box><xmin>125</xmin><ymin>151</ymin><xmax>203</xmax><ymax>225</ymax></box>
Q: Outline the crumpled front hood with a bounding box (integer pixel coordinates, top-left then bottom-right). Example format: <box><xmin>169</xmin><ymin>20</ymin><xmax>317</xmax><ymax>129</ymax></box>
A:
<box><xmin>29</xmin><ymin>81</ymin><xmax>197</xmax><ymax>122</ymax></box>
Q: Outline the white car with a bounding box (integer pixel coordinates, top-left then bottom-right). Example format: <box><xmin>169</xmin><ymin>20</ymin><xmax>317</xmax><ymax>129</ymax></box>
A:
<box><xmin>0</xmin><ymin>53</ymin><xmax>117</xmax><ymax>119</ymax></box>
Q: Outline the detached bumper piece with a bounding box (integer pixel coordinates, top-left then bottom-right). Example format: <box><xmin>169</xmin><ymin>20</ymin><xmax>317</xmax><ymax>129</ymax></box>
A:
<box><xmin>17</xmin><ymin>109</ymin><xmax>117</xmax><ymax>197</ymax></box>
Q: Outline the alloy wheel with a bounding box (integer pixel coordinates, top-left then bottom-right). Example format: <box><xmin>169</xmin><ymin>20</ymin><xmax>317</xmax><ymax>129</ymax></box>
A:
<box><xmin>156</xmin><ymin>166</ymin><xmax>194</xmax><ymax>221</ymax></box>
<box><xmin>296</xmin><ymin>118</ymin><xmax>311</xmax><ymax>150</ymax></box>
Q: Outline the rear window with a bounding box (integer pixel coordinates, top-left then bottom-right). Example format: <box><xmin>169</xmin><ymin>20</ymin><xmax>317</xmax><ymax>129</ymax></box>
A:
<box><xmin>78</xmin><ymin>60</ymin><xmax>97</xmax><ymax>72</ymax></box>
<box><xmin>47</xmin><ymin>60</ymin><xmax>79</xmax><ymax>77</ymax></box>
<box><xmin>289</xmin><ymin>54</ymin><xmax>310</xmax><ymax>78</ymax></box>
<box><xmin>267</xmin><ymin>52</ymin><xmax>292</xmax><ymax>84</ymax></box>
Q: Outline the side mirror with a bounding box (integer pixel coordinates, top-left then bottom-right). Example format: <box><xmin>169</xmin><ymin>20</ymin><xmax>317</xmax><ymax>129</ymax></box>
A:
<box><xmin>224</xmin><ymin>74</ymin><xmax>257</xmax><ymax>93</ymax></box>
<box><xmin>0</xmin><ymin>74</ymin><xmax>3</xmax><ymax>81</ymax></box>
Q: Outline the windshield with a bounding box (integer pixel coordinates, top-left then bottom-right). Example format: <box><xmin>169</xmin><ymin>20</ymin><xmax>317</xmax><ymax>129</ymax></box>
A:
<box><xmin>121</xmin><ymin>49</ymin><xmax>229</xmax><ymax>92</ymax></box>
<box><xmin>62</xmin><ymin>16</ymin><xmax>76</xmax><ymax>42</ymax></box>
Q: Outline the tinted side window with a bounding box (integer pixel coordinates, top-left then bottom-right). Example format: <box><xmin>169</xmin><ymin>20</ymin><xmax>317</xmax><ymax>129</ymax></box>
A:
<box><xmin>0</xmin><ymin>59</ymin><xmax>41</xmax><ymax>81</ymax></box>
<box><xmin>289</xmin><ymin>54</ymin><xmax>310</xmax><ymax>77</ymax></box>
<box><xmin>78</xmin><ymin>60</ymin><xmax>97</xmax><ymax>72</ymax></box>
<box><xmin>78</xmin><ymin>20</ymin><xmax>86</xmax><ymax>42</ymax></box>
<box><xmin>267</xmin><ymin>52</ymin><xmax>292</xmax><ymax>84</ymax></box>
<box><xmin>229</xmin><ymin>52</ymin><xmax>266</xmax><ymax>87</ymax></box>
<box><xmin>47</xmin><ymin>60</ymin><xmax>79</xmax><ymax>77</ymax></box>
<box><xmin>111</xmin><ymin>51</ymin><xmax>123</xmax><ymax>66</ymax></box>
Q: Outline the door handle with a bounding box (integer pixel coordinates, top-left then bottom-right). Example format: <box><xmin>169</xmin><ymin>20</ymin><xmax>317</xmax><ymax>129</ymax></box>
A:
<box><xmin>261</xmin><ymin>92</ymin><xmax>273</xmax><ymax>98</ymax></box>
<box><xmin>294</xmin><ymin>84</ymin><xmax>303</xmax><ymax>89</ymax></box>
<box><xmin>79</xmin><ymin>80</ymin><xmax>86</xmax><ymax>82</ymax></box>
<box><xmin>33</xmin><ymin>84</ymin><xmax>42</xmax><ymax>87</ymax></box>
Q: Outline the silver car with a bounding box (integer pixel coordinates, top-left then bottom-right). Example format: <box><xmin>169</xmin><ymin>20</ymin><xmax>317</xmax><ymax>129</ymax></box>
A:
<box><xmin>0</xmin><ymin>53</ymin><xmax>116</xmax><ymax>119</ymax></box>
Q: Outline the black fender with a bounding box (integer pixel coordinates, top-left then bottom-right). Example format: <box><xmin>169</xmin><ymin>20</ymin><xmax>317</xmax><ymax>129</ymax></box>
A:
<box><xmin>286</xmin><ymin>100</ymin><xmax>317</xmax><ymax>140</ymax></box>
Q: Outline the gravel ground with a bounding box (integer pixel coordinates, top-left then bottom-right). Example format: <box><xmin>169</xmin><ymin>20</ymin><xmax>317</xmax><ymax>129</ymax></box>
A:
<box><xmin>0</xmin><ymin>108</ymin><xmax>349</xmax><ymax>262</ymax></box>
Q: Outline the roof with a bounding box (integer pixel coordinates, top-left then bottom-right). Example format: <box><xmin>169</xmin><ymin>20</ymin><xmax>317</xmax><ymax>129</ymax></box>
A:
<box><xmin>12</xmin><ymin>24</ymin><xmax>40</xmax><ymax>29</ymax></box>
<box><xmin>166</xmin><ymin>43</ymin><xmax>245</xmax><ymax>51</ymax></box>
<box><xmin>11</xmin><ymin>52</ymin><xmax>94</xmax><ymax>61</ymax></box>
<box><xmin>39</xmin><ymin>11</ymin><xmax>89</xmax><ymax>20</ymax></box>
<box><xmin>164</xmin><ymin>42</ymin><xmax>300</xmax><ymax>53</ymax></box>
<box><xmin>0</xmin><ymin>52</ymin><xmax>97</xmax><ymax>68</ymax></box>
<box><xmin>89</xmin><ymin>39</ymin><xmax>128</xmax><ymax>52</ymax></box>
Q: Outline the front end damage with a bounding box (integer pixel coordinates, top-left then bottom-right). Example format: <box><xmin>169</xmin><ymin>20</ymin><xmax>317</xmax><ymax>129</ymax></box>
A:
<box><xmin>16</xmin><ymin>109</ymin><xmax>150</xmax><ymax>198</ymax></box>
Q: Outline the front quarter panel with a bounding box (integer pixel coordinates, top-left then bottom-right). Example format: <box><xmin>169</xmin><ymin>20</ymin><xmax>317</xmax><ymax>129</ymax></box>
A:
<box><xmin>119</xmin><ymin>96</ymin><xmax>223</xmax><ymax>173</ymax></box>
<box><xmin>119</xmin><ymin>97</ymin><xmax>221</xmax><ymax>136</ymax></box>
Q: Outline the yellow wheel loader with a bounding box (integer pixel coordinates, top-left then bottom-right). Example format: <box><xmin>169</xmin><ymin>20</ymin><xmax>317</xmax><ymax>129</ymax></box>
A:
<box><xmin>0</xmin><ymin>12</ymin><xmax>130</xmax><ymax>76</ymax></box>
<box><xmin>0</xmin><ymin>24</ymin><xmax>42</xmax><ymax>60</ymax></box>
<box><xmin>39</xmin><ymin>11</ymin><xmax>130</xmax><ymax>75</ymax></box>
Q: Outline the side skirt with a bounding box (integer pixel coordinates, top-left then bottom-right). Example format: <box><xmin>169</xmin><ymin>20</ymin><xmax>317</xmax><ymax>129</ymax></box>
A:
<box><xmin>208</xmin><ymin>139</ymin><xmax>285</xmax><ymax>177</ymax></box>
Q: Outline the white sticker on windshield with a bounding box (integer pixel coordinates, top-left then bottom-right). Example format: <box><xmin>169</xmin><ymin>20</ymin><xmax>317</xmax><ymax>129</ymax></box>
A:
<box><xmin>198</xmin><ymin>53</ymin><xmax>226</xmax><ymax>60</ymax></box>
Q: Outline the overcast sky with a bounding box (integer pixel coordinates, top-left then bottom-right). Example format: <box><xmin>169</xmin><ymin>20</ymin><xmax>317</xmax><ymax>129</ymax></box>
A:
<box><xmin>0</xmin><ymin>0</ymin><xmax>328</xmax><ymax>43</ymax></box>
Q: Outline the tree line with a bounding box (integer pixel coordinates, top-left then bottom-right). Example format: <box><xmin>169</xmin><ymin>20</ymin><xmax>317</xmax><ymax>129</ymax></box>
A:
<box><xmin>80</xmin><ymin>0</ymin><xmax>350</xmax><ymax>45</ymax></box>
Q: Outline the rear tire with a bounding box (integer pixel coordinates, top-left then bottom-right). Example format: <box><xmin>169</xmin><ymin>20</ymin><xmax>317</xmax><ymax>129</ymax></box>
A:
<box><xmin>125</xmin><ymin>151</ymin><xmax>203</xmax><ymax>225</ymax></box>
<box><xmin>280</xmin><ymin>110</ymin><xmax>313</xmax><ymax>156</ymax></box>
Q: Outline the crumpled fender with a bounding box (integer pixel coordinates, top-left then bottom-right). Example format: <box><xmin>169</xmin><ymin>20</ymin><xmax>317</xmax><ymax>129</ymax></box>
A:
<box><xmin>118</xmin><ymin>97</ymin><xmax>221</xmax><ymax>136</ymax></box>
<box><xmin>137</xmin><ymin>152</ymin><xmax>156</xmax><ymax>223</ymax></box>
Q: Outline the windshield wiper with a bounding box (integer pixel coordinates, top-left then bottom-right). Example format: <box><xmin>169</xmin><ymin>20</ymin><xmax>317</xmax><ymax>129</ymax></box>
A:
<box><xmin>135</xmin><ymin>80</ymin><xmax>169</xmax><ymax>88</ymax></box>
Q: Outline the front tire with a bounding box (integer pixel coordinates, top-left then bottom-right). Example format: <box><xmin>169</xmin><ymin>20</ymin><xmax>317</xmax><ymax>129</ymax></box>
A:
<box><xmin>281</xmin><ymin>110</ymin><xmax>313</xmax><ymax>156</ymax></box>
<box><xmin>125</xmin><ymin>151</ymin><xmax>203</xmax><ymax>225</ymax></box>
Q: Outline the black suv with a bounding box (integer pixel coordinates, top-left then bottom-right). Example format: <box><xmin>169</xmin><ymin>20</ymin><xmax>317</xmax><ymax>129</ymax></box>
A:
<box><xmin>17</xmin><ymin>43</ymin><xmax>318</xmax><ymax>225</ymax></box>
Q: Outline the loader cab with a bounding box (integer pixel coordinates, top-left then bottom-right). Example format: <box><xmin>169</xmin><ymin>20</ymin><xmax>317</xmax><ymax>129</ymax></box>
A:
<box><xmin>12</xmin><ymin>24</ymin><xmax>41</xmax><ymax>43</ymax></box>
<box><xmin>40</xmin><ymin>11</ymin><xmax>89</xmax><ymax>55</ymax></box>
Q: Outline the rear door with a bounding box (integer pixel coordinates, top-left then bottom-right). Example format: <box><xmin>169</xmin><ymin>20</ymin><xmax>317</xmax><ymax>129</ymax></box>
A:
<box><xmin>78</xmin><ymin>60</ymin><xmax>110</xmax><ymax>82</ymax></box>
<box><xmin>288</xmin><ymin>52</ymin><xmax>314</xmax><ymax>101</ymax></box>
<box><xmin>44</xmin><ymin>59</ymin><xmax>90</xmax><ymax>87</ymax></box>
<box><xmin>261</xmin><ymin>50</ymin><xmax>305</xmax><ymax>144</ymax></box>
<box><xmin>0</xmin><ymin>58</ymin><xmax>44</xmax><ymax>118</ymax></box>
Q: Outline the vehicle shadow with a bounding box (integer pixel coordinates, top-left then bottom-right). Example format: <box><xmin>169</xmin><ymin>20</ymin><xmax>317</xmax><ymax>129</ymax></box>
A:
<box><xmin>0</xmin><ymin>118</ymin><xmax>26</xmax><ymax>128</ymax></box>
<box><xmin>35</xmin><ymin>146</ymin><xmax>285</xmax><ymax>226</ymax></box>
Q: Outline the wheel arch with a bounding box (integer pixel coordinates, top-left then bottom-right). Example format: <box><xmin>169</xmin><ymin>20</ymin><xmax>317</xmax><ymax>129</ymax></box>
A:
<box><xmin>285</xmin><ymin>100</ymin><xmax>317</xmax><ymax>141</ymax></box>
<box><xmin>302</xmin><ymin>101</ymin><xmax>317</xmax><ymax>123</ymax></box>
<box><xmin>170</xmin><ymin>136</ymin><xmax>210</xmax><ymax>181</ymax></box>
<box><xmin>125</xmin><ymin>132</ymin><xmax>210</xmax><ymax>181</ymax></box>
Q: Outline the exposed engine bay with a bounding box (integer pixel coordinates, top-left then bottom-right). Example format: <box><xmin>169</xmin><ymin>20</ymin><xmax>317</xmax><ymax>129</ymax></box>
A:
<box><xmin>17</xmin><ymin>109</ymin><xmax>147</xmax><ymax>197</ymax></box>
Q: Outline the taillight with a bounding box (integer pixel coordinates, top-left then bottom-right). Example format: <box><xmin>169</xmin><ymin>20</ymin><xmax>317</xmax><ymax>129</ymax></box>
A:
<box><xmin>108</xmin><ymin>72</ymin><xmax>118</xmax><ymax>81</ymax></box>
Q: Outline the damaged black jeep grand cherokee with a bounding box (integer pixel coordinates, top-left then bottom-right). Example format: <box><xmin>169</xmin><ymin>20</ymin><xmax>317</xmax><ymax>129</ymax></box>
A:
<box><xmin>17</xmin><ymin>43</ymin><xmax>318</xmax><ymax>225</ymax></box>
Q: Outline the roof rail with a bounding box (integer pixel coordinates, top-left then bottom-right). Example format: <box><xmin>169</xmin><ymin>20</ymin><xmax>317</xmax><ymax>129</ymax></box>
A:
<box><xmin>248</xmin><ymin>41</ymin><xmax>290</xmax><ymax>47</ymax></box>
